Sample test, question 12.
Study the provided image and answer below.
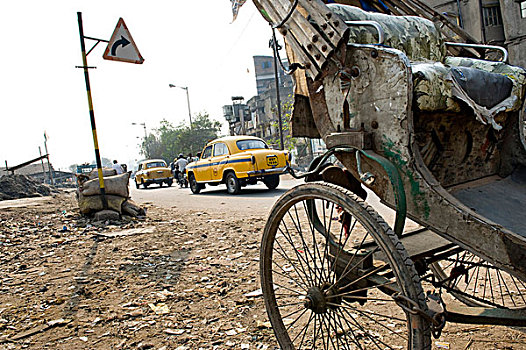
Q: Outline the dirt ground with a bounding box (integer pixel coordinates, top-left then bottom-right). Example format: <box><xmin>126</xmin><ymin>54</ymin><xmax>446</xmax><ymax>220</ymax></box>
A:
<box><xmin>0</xmin><ymin>191</ymin><xmax>525</xmax><ymax>349</ymax></box>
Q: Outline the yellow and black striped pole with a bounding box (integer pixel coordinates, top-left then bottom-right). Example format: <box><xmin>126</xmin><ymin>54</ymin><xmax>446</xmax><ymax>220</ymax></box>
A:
<box><xmin>77</xmin><ymin>12</ymin><xmax>107</xmax><ymax>209</ymax></box>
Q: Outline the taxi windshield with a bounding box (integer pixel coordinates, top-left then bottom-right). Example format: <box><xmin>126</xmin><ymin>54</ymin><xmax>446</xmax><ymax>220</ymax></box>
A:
<box><xmin>236</xmin><ymin>139</ymin><xmax>268</xmax><ymax>151</ymax></box>
<box><xmin>146</xmin><ymin>161</ymin><xmax>166</xmax><ymax>169</ymax></box>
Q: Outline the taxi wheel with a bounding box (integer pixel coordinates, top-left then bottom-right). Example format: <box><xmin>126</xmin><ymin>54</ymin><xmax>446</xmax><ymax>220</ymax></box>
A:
<box><xmin>142</xmin><ymin>179</ymin><xmax>149</xmax><ymax>189</ymax></box>
<box><xmin>226</xmin><ymin>172</ymin><xmax>241</xmax><ymax>195</ymax></box>
<box><xmin>263</xmin><ymin>174</ymin><xmax>280</xmax><ymax>190</ymax></box>
<box><xmin>167</xmin><ymin>180</ymin><xmax>173</xmax><ymax>187</ymax></box>
<box><xmin>189</xmin><ymin>173</ymin><xmax>201</xmax><ymax>194</ymax></box>
<box><xmin>135</xmin><ymin>179</ymin><xmax>140</xmax><ymax>189</ymax></box>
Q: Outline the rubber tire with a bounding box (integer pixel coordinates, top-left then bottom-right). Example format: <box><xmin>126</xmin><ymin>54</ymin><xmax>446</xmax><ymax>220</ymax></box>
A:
<box><xmin>260</xmin><ymin>182</ymin><xmax>431</xmax><ymax>350</ymax></box>
<box><xmin>166</xmin><ymin>180</ymin><xmax>173</xmax><ymax>187</ymax></box>
<box><xmin>189</xmin><ymin>173</ymin><xmax>201</xmax><ymax>194</ymax></box>
<box><xmin>142</xmin><ymin>179</ymin><xmax>148</xmax><ymax>189</ymax></box>
<box><xmin>135</xmin><ymin>180</ymin><xmax>140</xmax><ymax>189</ymax></box>
<box><xmin>225</xmin><ymin>172</ymin><xmax>241</xmax><ymax>195</ymax></box>
<box><xmin>263</xmin><ymin>174</ymin><xmax>280</xmax><ymax>190</ymax></box>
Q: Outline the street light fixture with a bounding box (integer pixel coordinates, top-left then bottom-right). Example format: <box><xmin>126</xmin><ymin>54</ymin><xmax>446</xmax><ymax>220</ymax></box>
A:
<box><xmin>169</xmin><ymin>84</ymin><xmax>193</xmax><ymax>128</ymax></box>
<box><xmin>131</xmin><ymin>122</ymin><xmax>148</xmax><ymax>157</ymax></box>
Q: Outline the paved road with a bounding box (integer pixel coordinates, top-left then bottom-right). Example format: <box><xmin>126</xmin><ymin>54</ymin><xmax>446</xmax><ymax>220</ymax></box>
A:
<box><xmin>130</xmin><ymin>176</ymin><xmax>304</xmax><ymax>216</ymax></box>
<box><xmin>129</xmin><ymin>175</ymin><xmax>418</xmax><ymax>230</ymax></box>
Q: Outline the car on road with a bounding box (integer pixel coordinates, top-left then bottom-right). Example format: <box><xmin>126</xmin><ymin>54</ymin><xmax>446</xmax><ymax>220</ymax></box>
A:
<box><xmin>134</xmin><ymin>159</ymin><xmax>173</xmax><ymax>189</ymax></box>
<box><xmin>186</xmin><ymin>136</ymin><xmax>290</xmax><ymax>194</ymax></box>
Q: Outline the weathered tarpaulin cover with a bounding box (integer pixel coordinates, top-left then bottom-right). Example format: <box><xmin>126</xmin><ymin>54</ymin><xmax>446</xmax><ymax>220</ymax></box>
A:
<box><xmin>412</xmin><ymin>58</ymin><xmax>526</xmax><ymax>129</ymax></box>
<box><xmin>328</xmin><ymin>4</ymin><xmax>446</xmax><ymax>62</ymax></box>
<box><xmin>446</xmin><ymin>57</ymin><xmax>526</xmax><ymax>112</ymax></box>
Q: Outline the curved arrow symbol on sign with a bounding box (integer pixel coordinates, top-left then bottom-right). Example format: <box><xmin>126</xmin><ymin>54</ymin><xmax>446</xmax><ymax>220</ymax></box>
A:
<box><xmin>111</xmin><ymin>35</ymin><xmax>130</xmax><ymax>56</ymax></box>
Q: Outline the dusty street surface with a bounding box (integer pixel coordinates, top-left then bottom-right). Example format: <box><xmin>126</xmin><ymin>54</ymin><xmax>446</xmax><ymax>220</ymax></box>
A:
<box><xmin>1</xmin><ymin>190</ymin><xmax>525</xmax><ymax>349</ymax></box>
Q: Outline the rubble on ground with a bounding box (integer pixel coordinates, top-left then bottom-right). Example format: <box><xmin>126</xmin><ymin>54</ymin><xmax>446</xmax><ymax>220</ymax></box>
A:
<box><xmin>0</xmin><ymin>193</ymin><xmax>524</xmax><ymax>349</ymax></box>
<box><xmin>0</xmin><ymin>174</ymin><xmax>58</xmax><ymax>201</ymax></box>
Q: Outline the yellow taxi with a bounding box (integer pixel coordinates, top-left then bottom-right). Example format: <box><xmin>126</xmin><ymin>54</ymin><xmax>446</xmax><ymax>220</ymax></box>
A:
<box><xmin>134</xmin><ymin>159</ymin><xmax>173</xmax><ymax>189</ymax></box>
<box><xmin>186</xmin><ymin>136</ymin><xmax>290</xmax><ymax>194</ymax></box>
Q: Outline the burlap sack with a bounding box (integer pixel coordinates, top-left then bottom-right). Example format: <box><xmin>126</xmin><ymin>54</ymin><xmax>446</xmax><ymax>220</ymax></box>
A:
<box><xmin>88</xmin><ymin>168</ymin><xmax>117</xmax><ymax>179</ymax></box>
<box><xmin>80</xmin><ymin>172</ymin><xmax>130</xmax><ymax>197</ymax></box>
<box><xmin>77</xmin><ymin>193</ymin><xmax>125</xmax><ymax>215</ymax></box>
<box><xmin>122</xmin><ymin>199</ymin><xmax>146</xmax><ymax>217</ymax></box>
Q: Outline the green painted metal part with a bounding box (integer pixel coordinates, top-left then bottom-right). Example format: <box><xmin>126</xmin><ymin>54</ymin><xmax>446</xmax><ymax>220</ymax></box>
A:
<box><xmin>296</xmin><ymin>146</ymin><xmax>407</xmax><ymax>238</ymax></box>
<box><xmin>357</xmin><ymin>150</ymin><xmax>407</xmax><ymax>237</ymax></box>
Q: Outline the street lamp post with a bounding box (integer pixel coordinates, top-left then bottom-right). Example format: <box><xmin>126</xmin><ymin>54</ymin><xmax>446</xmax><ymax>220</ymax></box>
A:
<box><xmin>169</xmin><ymin>84</ymin><xmax>193</xmax><ymax>128</ymax></box>
<box><xmin>131</xmin><ymin>122</ymin><xmax>148</xmax><ymax>157</ymax></box>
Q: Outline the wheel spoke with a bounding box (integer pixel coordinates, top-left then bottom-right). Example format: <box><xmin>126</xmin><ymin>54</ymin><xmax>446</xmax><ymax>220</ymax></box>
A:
<box><xmin>271</xmin><ymin>244</ymin><xmax>310</xmax><ymax>291</ymax></box>
<box><xmin>278</xmin><ymin>225</ymin><xmax>316</xmax><ymax>286</ymax></box>
<box><xmin>287</xmin><ymin>208</ymin><xmax>320</xmax><ymax>284</ymax></box>
<box><xmin>293</xmin><ymin>311</ymin><xmax>314</xmax><ymax>348</ymax></box>
<box><xmin>431</xmin><ymin>250</ymin><xmax>526</xmax><ymax>308</ymax></box>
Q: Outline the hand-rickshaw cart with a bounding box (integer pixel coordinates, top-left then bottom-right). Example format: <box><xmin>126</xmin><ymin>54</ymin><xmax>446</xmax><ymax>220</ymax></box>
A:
<box><xmin>251</xmin><ymin>0</ymin><xmax>526</xmax><ymax>348</ymax></box>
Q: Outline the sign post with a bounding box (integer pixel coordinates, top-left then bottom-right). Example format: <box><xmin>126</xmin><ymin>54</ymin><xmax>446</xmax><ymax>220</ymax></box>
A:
<box><xmin>76</xmin><ymin>13</ymin><xmax>144</xmax><ymax>211</ymax></box>
<box><xmin>77</xmin><ymin>12</ymin><xmax>108</xmax><ymax>209</ymax></box>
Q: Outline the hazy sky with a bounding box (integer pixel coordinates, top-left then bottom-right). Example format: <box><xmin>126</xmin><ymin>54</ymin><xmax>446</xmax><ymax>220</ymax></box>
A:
<box><xmin>0</xmin><ymin>1</ymin><xmax>272</xmax><ymax>171</ymax></box>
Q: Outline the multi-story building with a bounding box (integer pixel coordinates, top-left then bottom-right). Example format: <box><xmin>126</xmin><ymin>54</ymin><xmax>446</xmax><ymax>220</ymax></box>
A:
<box><xmin>223</xmin><ymin>55</ymin><xmax>322</xmax><ymax>168</ymax></box>
<box><xmin>427</xmin><ymin>0</ymin><xmax>526</xmax><ymax>67</ymax></box>
<box><xmin>223</xmin><ymin>55</ymin><xmax>293</xmax><ymax>144</ymax></box>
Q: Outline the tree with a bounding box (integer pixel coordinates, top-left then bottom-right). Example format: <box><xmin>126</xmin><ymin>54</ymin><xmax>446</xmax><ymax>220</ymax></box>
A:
<box><xmin>68</xmin><ymin>164</ymin><xmax>78</xmax><ymax>173</ymax></box>
<box><xmin>139</xmin><ymin>112</ymin><xmax>222</xmax><ymax>161</ymax></box>
<box><xmin>270</xmin><ymin>95</ymin><xmax>296</xmax><ymax>151</ymax></box>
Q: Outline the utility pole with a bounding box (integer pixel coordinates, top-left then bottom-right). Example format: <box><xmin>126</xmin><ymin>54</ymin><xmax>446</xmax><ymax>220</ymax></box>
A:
<box><xmin>77</xmin><ymin>12</ymin><xmax>107</xmax><ymax>209</ymax></box>
<box><xmin>38</xmin><ymin>147</ymin><xmax>47</xmax><ymax>184</ymax></box>
<box><xmin>43</xmin><ymin>132</ymin><xmax>54</xmax><ymax>185</ymax></box>
<box><xmin>271</xmin><ymin>32</ymin><xmax>285</xmax><ymax>151</ymax></box>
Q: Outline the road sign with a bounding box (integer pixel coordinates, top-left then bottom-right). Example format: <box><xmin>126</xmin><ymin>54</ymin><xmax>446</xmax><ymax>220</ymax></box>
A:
<box><xmin>103</xmin><ymin>18</ymin><xmax>144</xmax><ymax>64</ymax></box>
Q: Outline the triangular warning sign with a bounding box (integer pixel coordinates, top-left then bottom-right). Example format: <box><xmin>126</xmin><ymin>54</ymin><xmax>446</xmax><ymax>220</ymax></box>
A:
<box><xmin>103</xmin><ymin>18</ymin><xmax>144</xmax><ymax>64</ymax></box>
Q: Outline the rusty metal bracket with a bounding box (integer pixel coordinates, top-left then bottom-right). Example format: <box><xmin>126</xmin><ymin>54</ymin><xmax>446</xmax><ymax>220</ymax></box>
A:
<box><xmin>393</xmin><ymin>293</ymin><xmax>446</xmax><ymax>338</ymax></box>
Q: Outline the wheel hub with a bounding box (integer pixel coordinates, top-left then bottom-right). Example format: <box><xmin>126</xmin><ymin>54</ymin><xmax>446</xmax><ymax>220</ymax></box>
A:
<box><xmin>304</xmin><ymin>283</ymin><xmax>342</xmax><ymax>314</ymax></box>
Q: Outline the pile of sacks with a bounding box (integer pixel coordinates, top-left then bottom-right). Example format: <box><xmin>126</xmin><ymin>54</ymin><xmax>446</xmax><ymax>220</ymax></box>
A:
<box><xmin>76</xmin><ymin>169</ymin><xmax>145</xmax><ymax>221</ymax></box>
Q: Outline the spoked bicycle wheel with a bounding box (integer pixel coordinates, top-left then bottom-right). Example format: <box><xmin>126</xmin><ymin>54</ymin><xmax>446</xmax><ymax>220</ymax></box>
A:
<box><xmin>260</xmin><ymin>182</ymin><xmax>431</xmax><ymax>349</ymax></box>
<box><xmin>429</xmin><ymin>251</ymin><xmax>526</xmax><ymax>309</ymax></box>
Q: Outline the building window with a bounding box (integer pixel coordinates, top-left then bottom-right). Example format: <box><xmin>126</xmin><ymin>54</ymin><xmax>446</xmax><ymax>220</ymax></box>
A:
<box><xmin>521</xmin><ymin>1</ymin><xmax>526</xmax><ymax>19</ymax></box>
<box><xmin>262</xmin><ymin>61</ymin><xmax>272</xmax><ymax>69</ymax></box>
<box><xmin>483</xmin><ymin>5</ymin><xmax>503</xmax><ymax>26</ymax></box>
